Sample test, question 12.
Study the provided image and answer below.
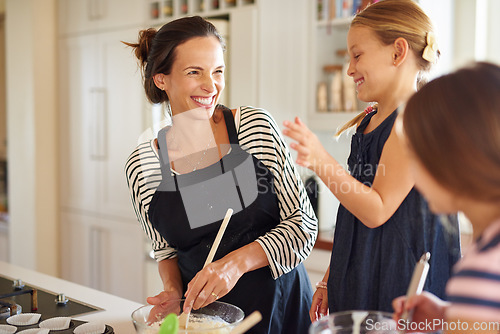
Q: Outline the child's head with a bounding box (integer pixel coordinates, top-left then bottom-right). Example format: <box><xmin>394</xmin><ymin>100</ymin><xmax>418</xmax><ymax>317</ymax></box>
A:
<box><xmin>351</xmin><ymin>0</ymin><xmax>438</xmax><ymax>74</ymax></box>
<box><xmin>402</xmin><ymin>62</ymin><xmax>500</xmax><ymax>215</ymax></box>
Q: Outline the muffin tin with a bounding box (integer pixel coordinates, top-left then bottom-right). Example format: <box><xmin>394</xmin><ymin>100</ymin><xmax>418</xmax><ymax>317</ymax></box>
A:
<box><xmin>0</xmin><ymin>318</ymin><xmax>113</xmax><ymax>334</ymax></box>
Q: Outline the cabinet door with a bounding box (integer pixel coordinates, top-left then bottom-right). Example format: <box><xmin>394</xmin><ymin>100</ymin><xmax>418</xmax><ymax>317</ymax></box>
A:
<box><xmin>60</xmin><ymin>211</ymin><xmax>92</xmax><ymax>287</ymax></box>
<box><xmin>96</xmin><ymin>29</ymin><xmax>144</xmax><ymax>220</ymax></box>
<box><xmin>58</xmin><ymin>0</ymin><xmax>144</xmax><ymax>36</ymax></box>
<box><xmin>59</xmin><ymin>35</ymin><xmax>100</xmax><ymax>213</ymax></box>
<box><xmin>60</xmin><ymin>210</ymin><xmax>145</xmax><ymax>302</ymax></box>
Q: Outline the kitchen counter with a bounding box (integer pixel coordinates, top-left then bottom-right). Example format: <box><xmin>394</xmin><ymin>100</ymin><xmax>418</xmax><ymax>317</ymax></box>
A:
<box><xmin>0</xmin><ymin>260</ymin><xmax>143</xmax><ymax>333</ymax></box>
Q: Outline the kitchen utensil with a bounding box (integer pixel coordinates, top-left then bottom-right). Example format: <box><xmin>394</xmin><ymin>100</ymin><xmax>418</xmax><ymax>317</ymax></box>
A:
<box><xmin>181</xmin><ymin>208</ymin><xmax>232</xmax><ymax>329</ymax></box>
<box><xmin>203</xmin><ymin>208</ymin><xmax>233</xmax><ymax>268</ymax></box>
<box><xmin>308</xmin><ymin>310</ymin><xmax>397</xmax><ymax>334</ymax></box>
<box><xmin>131</xmin><ymin>299</ymin><xmax>244</xmax><ymax>334</ymax></box>
<box><xmin>229</xmin><ymin>311</ymin><xmax>261</xmax><ymax>334</ymax></box>
<box><xmin>400</xmin><ymin>252</ymin><xmax>430</xmax><ymax>325</ymax></box>
<box><xmin>158</xmin><ymin>313</ymin><xmax>178</xmax><ymax>334</ymax></box>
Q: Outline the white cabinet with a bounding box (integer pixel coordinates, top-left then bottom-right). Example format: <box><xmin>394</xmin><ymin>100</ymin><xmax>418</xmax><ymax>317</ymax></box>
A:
<box><xmin>60</xmin><ymin>211</ymin><xmax>145</xmax><ymax>302</ymax></box>
<box><xmin>58</xmin><ymin>0</ymin><xmax>145</xmax><ymax>36</ymax></box>
<box><xmin>58</xmin><ymin>10</ymin><xmax>146</xmax><ymax>301</ymax></box>
<box><xmin>59</xmin><ymin>28</ymin><xmax>143</xmax><ymax>220</ymax></box>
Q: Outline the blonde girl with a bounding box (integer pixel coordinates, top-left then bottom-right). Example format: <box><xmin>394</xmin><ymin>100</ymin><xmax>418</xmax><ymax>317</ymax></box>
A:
<box><xmin>283</xmin><ymin>0</ymin><xmax>460</xmax><ymax>320</ymax></box>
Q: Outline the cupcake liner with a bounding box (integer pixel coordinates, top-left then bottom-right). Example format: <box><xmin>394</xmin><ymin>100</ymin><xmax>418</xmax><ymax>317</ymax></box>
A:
<box><xmin>0</xmin><ymin>324</ymin><xmax>17</xmax><ymax>334</ymax></box>
<box><xmin>39</xmin><ymin>316</ymin><xmax>72</xmax><ymax>330</ymax></box>
<box><xmin>73</xmin><ymin>321</ymin><xmax>106</xmax><ymax>334</ymax></box>
<box><xmin>16</xmin><ymin>329</ymin><xmax>50</xmax><ymax>334</ymax></box>
<box><xmin>6</xmin><ymin>313</ymin><xmax>41</xmax><ymax>326</ymax></box>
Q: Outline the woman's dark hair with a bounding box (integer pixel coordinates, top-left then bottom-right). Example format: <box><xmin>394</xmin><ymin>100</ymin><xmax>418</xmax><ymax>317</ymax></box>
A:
<box><xmin>403</xmin><ymin>62</ymin><xmax>500</xmax><ymax>202</ymax></box>
<box><xmin>123</xmin><ymin>16</ymin><xmax>225</xmax><ymax>104</ymax></box>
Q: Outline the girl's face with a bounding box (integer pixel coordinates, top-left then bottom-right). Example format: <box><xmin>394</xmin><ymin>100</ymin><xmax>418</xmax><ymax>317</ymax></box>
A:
<box><xmin>346</xmin><ymin>26</ymin><xmax>397</xmax><ymax>103</ymax></box>
<box><xmin>409</xmin><ymin>153</ymin><xmax>460</xmax><ymax>214</ymax></box>
<box><xmin>164</xmin><ymin>36</ymin><xmax>225</xmax><ymax>119</ymax></box>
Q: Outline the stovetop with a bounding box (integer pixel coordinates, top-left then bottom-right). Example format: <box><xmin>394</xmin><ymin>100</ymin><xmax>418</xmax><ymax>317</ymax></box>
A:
<box><xmin>0</xmin><ymin>274</ymin><xmax>114</xmax><ymax>333</ymax></box>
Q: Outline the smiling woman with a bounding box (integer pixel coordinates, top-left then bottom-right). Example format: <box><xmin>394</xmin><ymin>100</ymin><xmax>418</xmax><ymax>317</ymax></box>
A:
<box><xmin>124</xmin><ymin>16</ymin><xmax>318</xmax><ymax>334</ymax></box>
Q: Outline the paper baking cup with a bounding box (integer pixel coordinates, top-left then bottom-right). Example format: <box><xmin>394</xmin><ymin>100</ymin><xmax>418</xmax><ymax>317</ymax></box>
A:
<box><xmin>16</xmin><ymin>329</ymin><xmax>50</xmax><ymax>334</ymax></box>
<box><xmin>73</xmin><ymin>321</ymin><xmax>106</xmax><ymax>334</ymax></box>
<box><xmin>39</xmin><ymin>316</ymin><xmax>71</xmax><ymax>330</ymax></box>
<box><xmin>6</xmin><ymin>313</ymin><xmax>41</xmax><ymax>326</ymax></box>
<box><xmin>0</xmin><ymin>324</ymin><xmax>17</xmax><ymax>334</ymax></box>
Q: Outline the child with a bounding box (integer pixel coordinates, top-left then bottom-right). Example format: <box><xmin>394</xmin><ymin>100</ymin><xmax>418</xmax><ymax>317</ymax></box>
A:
<box><xmin>393</xmin><ymin>62</ymin><xmax>500</xmax><ymax>333</ymax></box>
<box><xmin>283</xmin><ymin>0</ymin><xmax>460</xmax><ymax>319</ymax></box>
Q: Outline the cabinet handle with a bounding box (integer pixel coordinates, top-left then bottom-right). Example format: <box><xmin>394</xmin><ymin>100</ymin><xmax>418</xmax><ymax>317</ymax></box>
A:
<box><xmin>89</xmin><ymin>88</ymin><xmax>107</xmax><ymax>160</ymax></box>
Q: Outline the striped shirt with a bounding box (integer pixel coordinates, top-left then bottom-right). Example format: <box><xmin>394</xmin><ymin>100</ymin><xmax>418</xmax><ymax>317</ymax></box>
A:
<box><xmin>446</xmin><ymin>219</ymin><xmax>500</xmax><ymax>321</ymax></box>
<box><xmin>125</xmin><ymin>106</ymin><xmax>318</xmax><ymax>279</ymax></box>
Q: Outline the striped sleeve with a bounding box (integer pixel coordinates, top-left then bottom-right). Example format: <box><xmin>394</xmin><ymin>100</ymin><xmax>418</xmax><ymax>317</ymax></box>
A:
<box><xmin>124</xmin><ymin>141</ymin><xmax>177</xmax><ymax>261</ymax></box>
<box><xmin>445</xmin><ymin>220</ymin><xmax>500</xmax><ymax>321</ymax></box>
<box><xmin>237</xmin><ymin>106</ymin><xmax>318</xmax><ymax>279</ymax></box>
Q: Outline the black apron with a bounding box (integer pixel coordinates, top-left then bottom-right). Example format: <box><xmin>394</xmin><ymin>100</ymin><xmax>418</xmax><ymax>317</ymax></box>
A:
<box><xmin>148</xmin><ymin>107</ymin><xmax>313</xmax><ymax>334</ymax></box>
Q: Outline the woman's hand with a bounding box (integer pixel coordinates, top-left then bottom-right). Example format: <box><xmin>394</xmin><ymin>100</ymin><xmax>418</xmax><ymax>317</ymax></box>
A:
<box><xmin>146</xmin><ymin>289</ymin><xmax>183</xmax><ymax>323</ymax></box>
<box><xmin>282</xmin><ymin>117</ymin><xmax>329</xmax><ymax>172</ymax></box>
<box><xmin>183</xmin><ymin>258</ymin><xmax>243</xmax><ymax>313</ymax></box>
<box><xmin>392</xmin><ymin>291</ymin><xmax>449</xmax><ymax>331</ymax></box>
<box><xmin>183</xmin><ymin>242</ymin><xmax>268</xmax><ymax>314</ymax></box>
<box><xmin>310</xmin><ymin>287</ymin><xmax>329</xmax><ymax>322</ymax></box>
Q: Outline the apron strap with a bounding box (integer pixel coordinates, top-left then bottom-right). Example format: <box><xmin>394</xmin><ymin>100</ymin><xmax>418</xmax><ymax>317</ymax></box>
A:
<box><xmin>156</xmin><ymin>127</ymin><xmax>176</xmax><ymax>183</ymax></box>
<box><xmin>219</xmin><ymin>105</ymin><xmax>239</xmax><ymax>145</ymax></box>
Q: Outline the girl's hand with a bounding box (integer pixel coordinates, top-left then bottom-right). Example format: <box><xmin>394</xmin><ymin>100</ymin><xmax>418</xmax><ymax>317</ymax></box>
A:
<box><xmin>392</xmin><ymin>291</ymin><xmax>448</xmax><ymax>331</ymax></box>
<box><xmin>310</xmin><ymin>287</ymin><xmax>329</xmax><ymax>322</ymax></box>
<box><xmin>183</xmin><ymin>259</ymin><xmax>243</xmax><ymax>313</ymax></box>
<box><xmin>282</xmin><ymin>117</ymin><xmax>328</xmax><ymax>172</ymax></box>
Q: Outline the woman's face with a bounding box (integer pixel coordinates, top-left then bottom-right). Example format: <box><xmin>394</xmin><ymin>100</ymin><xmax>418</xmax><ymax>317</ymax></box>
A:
<box><xmin>164</xmin><ymin>36</ymin><xmax>225</xmax><ymax>119</ymax></box>
<box><xmin>409</xmin><ymin>152</ymin><xmax>460</xmax><ymax>214</ymax></box>
<box><xmin>346</xmin><ymin>26</ymin><xmax>396</xmax><ymax>103</ymax></box>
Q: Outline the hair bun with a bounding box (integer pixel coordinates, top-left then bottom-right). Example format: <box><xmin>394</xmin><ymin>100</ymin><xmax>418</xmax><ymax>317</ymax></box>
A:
<box><xmin>135</xmin><ymin>28</ymin><xmax>157</xmax><ymax>66</ymax></box>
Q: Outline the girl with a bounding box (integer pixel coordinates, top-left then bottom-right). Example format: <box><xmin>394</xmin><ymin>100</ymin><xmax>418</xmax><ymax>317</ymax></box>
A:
<box><xmin>393</xmin><ymin>62</ymin><xmax>500</xmax><ymax>333</ymax></box>
<box><xmin>124</xmin><ymin>16</ymin><xmax>317</xmax><ymax>333</ymax></box>
<box><xmin>283</xmin><ymin>0</ymin><xmax>460</xmax><ymax>319</ymax></box>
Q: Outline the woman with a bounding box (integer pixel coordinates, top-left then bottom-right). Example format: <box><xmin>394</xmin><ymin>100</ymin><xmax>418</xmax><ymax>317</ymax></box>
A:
<box><xmin>124</xmin><ymin>16</ymin><xmax>317</xmax><ymax>333</ymax></box>
<box><xmin>393</xmin><ymin>62</ymin><xmax>500</xmax><ymax>333</ymax></box>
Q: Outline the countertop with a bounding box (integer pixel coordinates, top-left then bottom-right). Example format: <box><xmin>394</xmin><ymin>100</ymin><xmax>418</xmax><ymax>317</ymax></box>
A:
<box><xmin>0</xmin><ymin>260</ymin><xmax>143</xmax><ymax>333</ymax></box>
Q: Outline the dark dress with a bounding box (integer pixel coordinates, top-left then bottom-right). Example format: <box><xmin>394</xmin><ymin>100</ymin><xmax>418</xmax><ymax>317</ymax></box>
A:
<box><xmin>327</xmin><ymin>110</ymin><xmax>461</xmax><ymax>313</ymax></box>
<box><xmin>148</xmin><ymin>108</ymin><xmax>313</xmax><ymax>333</ymax></box>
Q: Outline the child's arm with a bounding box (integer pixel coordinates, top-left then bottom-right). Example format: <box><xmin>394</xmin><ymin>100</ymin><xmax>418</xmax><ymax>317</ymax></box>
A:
<box><xmin>283</xmin><ymin>117</ymin><xmax>413</xmax><ymax>228</ymax></box>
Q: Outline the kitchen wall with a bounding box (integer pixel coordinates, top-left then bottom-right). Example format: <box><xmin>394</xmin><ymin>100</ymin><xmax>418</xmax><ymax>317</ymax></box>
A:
<box><xmin>5</xmin><ymin>0</ymin><xmax>59</xmax><ymax>275</ymax></box>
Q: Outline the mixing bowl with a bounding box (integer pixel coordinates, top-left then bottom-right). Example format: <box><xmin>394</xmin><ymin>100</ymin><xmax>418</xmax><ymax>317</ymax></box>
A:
<box><xmin>131</xmin><ymin>299</ymin><xmax>244</xmax><ymax>334</ymax></box>
<box><xmin>309</xmin><ymin>310</ymin><xmax>398</xmax><ymax>334</ymax></box>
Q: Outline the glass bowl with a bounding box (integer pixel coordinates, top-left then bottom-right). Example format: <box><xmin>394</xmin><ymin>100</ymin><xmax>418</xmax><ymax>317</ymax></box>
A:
<box><xmin>309</xmin><ymin>310</ymin><xmax>398</xmax><ymax>334</ymax></box>
<box><xmin>131</xmin><ymin>299</ymin><xmax>244</xmax><ymax>334</ymax></box>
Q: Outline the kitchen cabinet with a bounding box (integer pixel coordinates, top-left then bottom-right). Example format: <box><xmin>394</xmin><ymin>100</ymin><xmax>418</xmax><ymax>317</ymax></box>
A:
<box><xmin>58</xmin><ymin>16</ymin><xmax>146</xmax><ymax>300</ymax></box>
<box><xmin>58</xmin><ymin>0</ymin><xmax>145</xmax><ymax>36</ymax></box>
<box><xmin>60</xmin><ymin>211</ymin><xmax>145</xmax><ymax>303</ymax></box>
<box><xmin>58</xmin><ymin>28</ymin><xmax>143</xmax><ymax>220</ymax></box>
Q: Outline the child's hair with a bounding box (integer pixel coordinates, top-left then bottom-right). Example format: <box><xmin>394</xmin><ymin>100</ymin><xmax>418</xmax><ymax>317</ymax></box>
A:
<box><xmin>123</xmin><ymin>16</ymin><xmax>225</xmax><ymax>105</ymax></box>
<box><xmin>403</xmin><ymin>62</ymin><xmax>500</xmax><ymax>202</ymax></box>
<box><xmin>336</xmin><ymin>0</ymin><xmax>438</xmax><ymax>136</ymax></box>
